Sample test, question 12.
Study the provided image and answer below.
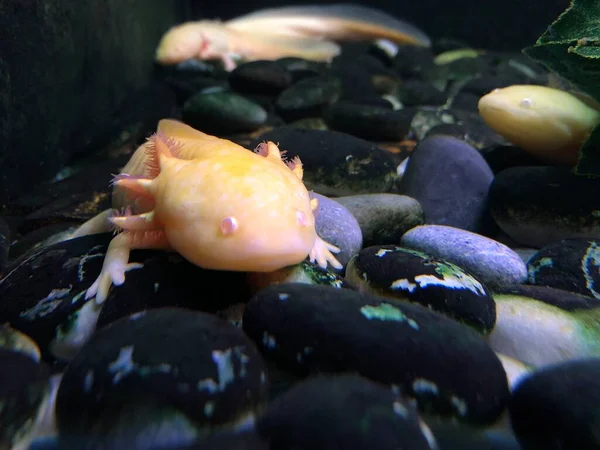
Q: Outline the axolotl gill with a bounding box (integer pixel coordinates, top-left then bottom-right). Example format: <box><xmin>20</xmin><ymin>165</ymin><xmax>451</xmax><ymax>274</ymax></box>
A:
<box><xmin>71</xmin><ymin>119</ymin><xmax>342</xmax><ymax>305</ymax></box>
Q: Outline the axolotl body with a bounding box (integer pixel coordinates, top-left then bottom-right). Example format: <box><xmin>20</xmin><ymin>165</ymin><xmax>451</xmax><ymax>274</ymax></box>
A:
<box><xmin>71</xmin><ymin>119</ymin><xmax>342</xmax><ymax>305</ymax></box>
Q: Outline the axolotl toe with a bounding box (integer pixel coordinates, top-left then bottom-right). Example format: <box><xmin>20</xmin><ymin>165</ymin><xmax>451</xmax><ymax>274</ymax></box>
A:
<box><xmin>71</xmin><ymin>119</ymin><xmax>342</xmax><ymax>305</ymax></box>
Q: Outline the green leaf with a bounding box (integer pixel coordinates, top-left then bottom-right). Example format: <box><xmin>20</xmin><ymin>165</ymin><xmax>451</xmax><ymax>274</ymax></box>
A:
<box><xmin>523</xmin><ymin>43</ymin><xmax>600</xmax><ymax>102</ymax></box>
<box><xmin>574</xmin><ymin>124</ymin><xmax>600</xmax><ymax>177</ymax></box>
<box><xmin>536</xmin><ymin>0</ymin><xmax>600</xmax><ymax>45</ymax></box>
<box><xmin>522</xmin><ymin>0</ymin><xmax>600</xmax><ymax>177</ymax></box>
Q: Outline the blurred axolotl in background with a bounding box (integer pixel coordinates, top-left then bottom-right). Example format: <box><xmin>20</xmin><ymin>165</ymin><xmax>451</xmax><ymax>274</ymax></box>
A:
<box><xmin>155</xmin><ymin>4</ymin><xmax>431</xmax><ymax>70</ymax></box>
<box><xmin>70</xmin><ymin>119</ymin><xmax>342</xmax><ymax>306</ymax></box>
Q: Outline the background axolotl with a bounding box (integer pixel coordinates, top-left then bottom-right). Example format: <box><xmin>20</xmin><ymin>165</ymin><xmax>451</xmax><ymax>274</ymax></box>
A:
<box><xmin>155</xmin><ymin>4</ymin><xmax>431</xmax><ymax>70</ymax></box>
<box><xmin>70</xmin><ymin>119</ymin><xmax>342</xmax><ymax>305</ymax></box>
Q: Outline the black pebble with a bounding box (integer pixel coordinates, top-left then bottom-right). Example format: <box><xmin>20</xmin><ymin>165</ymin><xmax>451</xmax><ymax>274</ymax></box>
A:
<box><xmin>249</xmin><ymin>127</ymin><xmax>398</xmax><ymax>196</ymax></box>
<box><xmin>243</xmin><ymin>283</ymin><xmax>509</xmax><ymax>424</ymax></box>
<box><xmin>228</xmin><ymin>60</ymin><xmax>293</xmax><ymax>96</ymax></box>
<box><xmin>510</xmin><ymin>358</ymin><xmax>600</xmax><ymax>449</ymax></box>
<box><xmin>489</xmin><ymin>166</ymin><xmax>600</xmax><ymax>248</ymax></box>
<box><xmin>450</xmin><ymin>92</ymin><xmax>481</xmax><ymax>112</ymax></box>
<box><xmin>275</xmin><ymin>75</ymin><xmax>341</xmax><ymax>121</ymax></box>
<box><xmin>346</xmin><ymin>245</ymin><xmax>496</xmax><ymax>333</ymax></box>
<box><xmin>257</xmin><ymin>374</ymin><xmax>436</xmax><ymax>450</ymax></box>
<box><xmin>56</xmin><ymin>307</ymin><xmax>269</xmax><ymax>448</ymax></box>
<box><xmin>527</xmin><ymin>238</ymin><xmax>600</xmax><ymax>299</ymax></box>
<box><xmin>156</xmin><ymin>430</ymin><xmax>268</xmax><ymax>450</ymax></box>
<box><xmin>275</xmin><ymin>57</ymin><xmax>325</xmax><ymax>83</ymax></box>
<box><xmin>479</xmin><ymin>145</ymin><xmax>546</xmax><ymax>174</ymax></box>
<box><xmin>461</xmin><ymin>73</ymin><xmax>538</xmax><ymax>98</ymax></box>
<box><xmin>183</xmin><ymin>91</ymin><xmax>267</xmax><ymax>135</ymax></box>
<box><xmin>0</xmin><ymin>216</ymin><xmax>10</xmax><ymax>275</ymax></box>
<box><xmin>0</xmin><ymin>233</ymin><xmax>251</xmax><ymax>364</ymax></box>
<box><xmin>0</xmin><ymin>349</ymin><xmax>51</xmax><ymax>449</ymax></box>
<box><xmin>494</xmin><ymin>284</ymin><xmax>598</xmax><ymax>312</ymax></box>
<box><xmin>396</xmin><ymin>79</ymin><xmax>447</xmax><ymax>106</ymax></box>
<box><xmin>324</xmin><ymin>103</ymin><xmax>415</xmax><ymax>141</ymax></box>
<box><xmin>393</xmin><ymin>45</ymin><xmax>435</xmax><ymax>79</ymax></box>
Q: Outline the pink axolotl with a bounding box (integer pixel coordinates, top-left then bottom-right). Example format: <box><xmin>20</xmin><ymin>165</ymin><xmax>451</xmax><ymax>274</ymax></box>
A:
<box><xmin>71</xmin><ymin>119</ymin><xmax>342</xmax><ymax>305</ymax></box>
<box><xmin>154</xmin><ymin>5</ymin><xmax>431</xmax><ymax>71</ymax></box>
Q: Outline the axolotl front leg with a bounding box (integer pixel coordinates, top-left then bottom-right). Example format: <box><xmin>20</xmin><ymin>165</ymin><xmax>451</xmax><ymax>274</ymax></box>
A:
<box><xmin>307</xmin><ymin>197</ymin><xmax>343</xmax><ymax>270</ymax></box>
<box><xmin>84</xmin><ymin>185</ymin><xmax>171</xmax><ymax>305</ymax></box>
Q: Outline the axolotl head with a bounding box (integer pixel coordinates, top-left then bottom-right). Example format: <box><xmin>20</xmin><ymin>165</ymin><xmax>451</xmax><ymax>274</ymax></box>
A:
<box><xmin>149</xmin><ymin>141</ymin><xmax>320</xmax><ymax>273</ymax></box>
<box><xmin>155</xmin><ymin>20</ymin><xmax>231</xmax><ymax>65</ymax></box>
<box><xmin>478</xmin><ymin>84</ymin><xmax>600</xmax><ymax>164</ymax></box>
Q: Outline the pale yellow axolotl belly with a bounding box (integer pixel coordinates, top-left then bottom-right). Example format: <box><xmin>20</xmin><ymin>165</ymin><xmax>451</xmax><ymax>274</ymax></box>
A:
<box><xmin>70</xmin><ymin>119</ymin><xmax>342</xmax><ymax>305</ymax></box>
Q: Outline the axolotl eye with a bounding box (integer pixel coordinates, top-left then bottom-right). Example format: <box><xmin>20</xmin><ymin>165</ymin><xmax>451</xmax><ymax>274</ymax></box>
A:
<box><xmin>220</xmin><ymin>216</ymin><xmax>239</xmax><ymax>235</ymax></box>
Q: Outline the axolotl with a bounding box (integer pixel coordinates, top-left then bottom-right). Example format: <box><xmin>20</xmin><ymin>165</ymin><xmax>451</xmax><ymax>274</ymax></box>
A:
<box><xmin>155</xmin><ymin>4</ymin><xmax>431</xmax><ymax>70</ymax></box>
<box><xmin>71</xmin><ymin>119</ymin><xmax>342</xmax><ymax>305</ymax></box>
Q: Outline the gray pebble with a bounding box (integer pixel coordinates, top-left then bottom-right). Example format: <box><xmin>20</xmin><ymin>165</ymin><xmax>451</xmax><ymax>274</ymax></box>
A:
<box><xmin>313</xmin><ymin>192</ymin><xmax>363</xmax><ymax>268</ymax></box>
<box><xmin>401</xmin><ymin>224</ymin><xmax>527</xmax><ymax>288</ymax></box>
<box><xmin>400</xmin><ymin>135</ymin><xmax>494</xmax><ymax>232</ymax></box>
<box><xmin>333</xmin><ymin>194</ymin><xmax>424</xmax><ymax>247</ymax></box>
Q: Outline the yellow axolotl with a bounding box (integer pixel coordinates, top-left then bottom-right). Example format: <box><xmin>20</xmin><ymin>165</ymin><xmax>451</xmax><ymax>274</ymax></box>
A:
<box><xmin>70</xmin><ymin>119</ymin><xmax>342</xmax><ymax>305</ymax></box>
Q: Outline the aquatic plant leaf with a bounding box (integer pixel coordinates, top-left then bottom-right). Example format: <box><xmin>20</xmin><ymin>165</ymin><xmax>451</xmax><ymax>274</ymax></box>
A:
<box><xmin>575</xmin><ymin>124</ymin><xmax>600</xmax><ymax>177</ymax></box>
<box><xmin>521</xmin><ymin>0</ymin><xmax>600</xmax><ymax>177</ymax></box>
<box><xmin>523</xmin><ymin>44</ymin><xmax>600</xmax><ymax>104</ymax></box>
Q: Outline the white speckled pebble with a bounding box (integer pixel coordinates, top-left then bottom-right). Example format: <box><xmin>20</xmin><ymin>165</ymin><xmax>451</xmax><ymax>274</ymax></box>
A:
<box><xmin>401</xmin><ymin>224</ymin><xmax>527</xmax><ymax>288</ymax></box>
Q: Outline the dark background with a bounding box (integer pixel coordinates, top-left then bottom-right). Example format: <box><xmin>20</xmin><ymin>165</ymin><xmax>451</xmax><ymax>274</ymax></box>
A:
<box><xmin>0</xmin><ymin>0</ymin><xmax>572</xmax><ymax>204</ymax></box>
<box><xmin>192</xmin><ymin>0</ymin><xmax>571</xmax><ymax>51</ymax></box>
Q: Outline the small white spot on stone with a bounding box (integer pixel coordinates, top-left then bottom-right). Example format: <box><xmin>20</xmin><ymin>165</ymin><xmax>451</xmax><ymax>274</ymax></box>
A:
<box><xmin>212</xmin><ymin>349</ymin><xmax>236</xmax><ymax>391</ymax></box>
<box><xmin>412</xmin><ymin>378</ymin><xmax>439</xmax><ymax>396</ymax></box>
<box><xmin>278</xmin><ymin>293</ymin><xmax>290</xmax><ymax>301</ymax></box>
<box><xmin>391</xmin><ymin>278</ymin><xmax>418</xmax><ymax>293</ymax></box>
<box><xmin>20</xmin><ymin>287</ymin><xmax>72</xmax><ymax>320</ymax></box>
<box><xmin>418</xmin><ymin>417</ymin><xmax>439</xmax><ymax>449</ymax></box>
<box><xmin>375</xmin><ymin>38</ymin><xmax>399</xmax><ymax>58</ymax></box>
<box><xmin>262</xmin><ymin>332</ymin><xmax>277</xmax><ymax>349</ymax></box>
<box><xmin>360</xmin><ymin>304</ymin><xmax>420</xmax><ymax>330</ymax></box>
<box><xmin>235</xmin><ymin>346</ymin><xmax>250</xmax><ymax>377</ymax></box>
<box><xmin>129</xmin><ymin>311</ymin><xmax>146</xmax><ymax>321</ymax></box>
<box><xmin>83</xmin><ymin>370</ymin><xmax>94</xmax><ymax>393</ymax></box>
<box><xmin>414</xmin><ymin>272</ymin><xmax>486</xmax><ymax>296</ymax></box>
<box><xmin>197</xmin><ymin>378</ymin><xmax>219</xmax><ymax>394</ymax></box>
<box><xmin>108</xmin><ymin>345</ymin><xmax>136</xmax><ymax>384</ymax></box>
<box><xmin>77</xmin><ymin>247</ymin><xmax>105</xmax><ymax>281</ymax></box>
<box><xmin>451</xmin><ymin>395</ymin><xmax>468</xmax><ymax>417</ymax></box>
<box><xmin>139</xmin><ymin>363</ymin><xmax>171</xmax><ymax>376</ymax></box>
<box><xmin>204</xmin><ymin>401</ymin><xmax>215</xmax><ymax>417</ymax></box>
<box><xmin>393</xmin><ymin>400</ymin><xmax>408</xmax><ymax>418</ymax></box>
<box><xmin>71</xmin><ymin>290</ymin><xmax>85</xmax><ymax>305</ymax></box>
